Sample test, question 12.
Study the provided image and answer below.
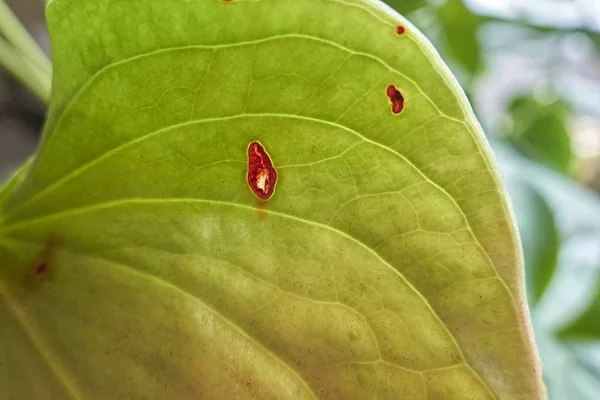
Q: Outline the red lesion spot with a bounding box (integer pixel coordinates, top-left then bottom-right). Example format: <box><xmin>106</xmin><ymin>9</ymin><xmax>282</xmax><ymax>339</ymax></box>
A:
<box><xmin>34</xmin><ymin>261</ymin><xmax>48</xmax><ymax>275</ymax></box>
<box><xmin>386</xmin><ymin>84</ymin><xmax>405</xmax><ymax>114</ymax></box>
<box><xmin>396</xmin><ymin>25</ymin><xmax>406</xmax><ymax>35</ymax></box>
<box><xmin>247</xmin><ymin>141</ymin><xmax>278</xmax><ymax>201</ymax></box>
<box><xmin>25</xmin><ymin>233</ymin><xmax>62</xmax><ymax>288</ymax></box>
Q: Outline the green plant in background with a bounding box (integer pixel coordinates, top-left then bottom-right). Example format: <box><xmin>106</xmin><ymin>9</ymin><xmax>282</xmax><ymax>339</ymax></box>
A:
<box><xmin>506</xmin><ymin>97</ymin><xmax>573</xmax><ymax>175</ymax></box>
<box><xmin>1</xmin><ymin>0</ymin><xmax>599</xmax><ymax>398</ymax></box>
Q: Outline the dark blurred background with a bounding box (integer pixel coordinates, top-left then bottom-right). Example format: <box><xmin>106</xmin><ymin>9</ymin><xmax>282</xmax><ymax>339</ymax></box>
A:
<box><xmin>2</xmin><ymin>0</ymin><xmax>600</xmax><ymax>398</ymax></box>
<box><xmin>0</xmin><ymin>0</ymin><xmax>46</xmax><ymax>182</ymax></box>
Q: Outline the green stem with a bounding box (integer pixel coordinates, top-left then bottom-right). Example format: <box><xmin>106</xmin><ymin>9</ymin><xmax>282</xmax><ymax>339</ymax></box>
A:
<box><xmin>0</xmin><ymin>35</ymin><xmax>50</xmax><ymax>103</ymax></box>
<box><xmin>0</xmin><ymin>1</ymin><xmax>52</xmax><ymax>78</ymax></box>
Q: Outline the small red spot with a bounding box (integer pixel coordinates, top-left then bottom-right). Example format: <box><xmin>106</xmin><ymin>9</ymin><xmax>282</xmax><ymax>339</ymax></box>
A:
<box><xmin>35</xmin><ymin>261</ymin><xmax>48</xmax><ymax>275</ymax></box>
<box><xmin>247</xmin><ymin>141</ymin><xmax>278</xmax><ymax>201</ymax></box>
<box><xmin>396</xmin><ymin>25</ymin><xmax>406</xmax><ymax>35</ymax></box>
<box><xmin>386</xmin><ymin>84</ymin><xmax>405</xmax><ymax>114</ymax></box>
<box><xmin>24</xmin><ymin>233</ymin><xmax>63</xmax><ymax>289</ymax></box>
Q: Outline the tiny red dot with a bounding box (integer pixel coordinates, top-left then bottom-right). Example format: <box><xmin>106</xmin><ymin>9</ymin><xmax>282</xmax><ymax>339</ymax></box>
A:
<box><xmin>396</xmin><ymin>25</ymin><xmax>406</xmax><ymax>35</ymax></box>
<box><xmin>35</xmin><ymin>262</ymin><xmax>48</xmax><ymax>275</ymax></box>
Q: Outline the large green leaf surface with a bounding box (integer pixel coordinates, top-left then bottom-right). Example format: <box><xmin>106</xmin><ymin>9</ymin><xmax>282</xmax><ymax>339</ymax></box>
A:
<box><xmin>0</xmin><ymin>0</ymin><xmax>544</xmax><ymax>398</ymax></box>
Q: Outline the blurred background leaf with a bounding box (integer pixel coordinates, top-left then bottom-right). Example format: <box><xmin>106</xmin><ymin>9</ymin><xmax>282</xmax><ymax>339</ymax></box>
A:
<box><xmin>507</xmin><ymin>178</ymin><xmax>560</xmax><ymax>305</ymax></box>
<box><xmin>436</xmin><ymin>0</ymin><xmax>483</xmax><ymax>77</ymax></box>
<box><xmin>505</xmin><ymin>96</ymin><xmax>573</xmax><ymax>174</ymax></box>
<box><xmin>561</xmin><ymin>286</ymin><xmax>600</xmax><ymax>338</ymax></box>
<box><xmin>383</xmin><ymin>0</ymin><xmax>424</xmax><ymax>14</ymax></box>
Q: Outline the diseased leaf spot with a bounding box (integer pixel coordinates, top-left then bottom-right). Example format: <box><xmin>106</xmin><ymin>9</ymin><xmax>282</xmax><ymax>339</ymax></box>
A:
<box><xmin>386</xmin><ymin>84</ymin><xmax>405</xmax><ymax>114</ymax></box>
<box><xmin>34</xmin><ymin>261</ymin><xmax>48</xmax><ymax>275</ymax></box>
<box><xmin>247</xmin><ymin>141</ymin><xmax>278</xmax><ymax>201</ymax></box>
<box><xmin>396</xmin><ymin>25</ymin><xmax>406</xmax><ymax>35</ymax></box>
<box><xmin>25</xmin><ymin>233</ymin><xmax>62</xmax><ymax>289</ymax></box>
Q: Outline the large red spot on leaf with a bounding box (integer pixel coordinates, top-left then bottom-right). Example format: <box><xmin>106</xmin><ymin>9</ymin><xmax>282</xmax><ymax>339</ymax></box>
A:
<box><xmin>247</xmin><ymin>141</ymin><xmax>278</xmax><ymax>201</ymax></box>
<box><xmin>386</xmin><ymin>84</ymin><xmax>405</xmax><ymax>114</ymax></box>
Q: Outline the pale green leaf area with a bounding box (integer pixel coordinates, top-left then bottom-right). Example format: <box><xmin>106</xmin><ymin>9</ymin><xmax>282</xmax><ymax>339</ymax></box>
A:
<box><xmin>0</xmin><ymin>0</ymin><xmax>544</xmax><ymax>399</ymax></box>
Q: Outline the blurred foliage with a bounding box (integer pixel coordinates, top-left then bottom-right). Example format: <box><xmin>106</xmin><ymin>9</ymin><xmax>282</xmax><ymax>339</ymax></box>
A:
<box><xmin>561</xmin><ymin>287</ymin><xmax>600</xmax><ymax>339</ymax></box>
<box><xmin>383</xmin><ymin>0</ymin><xmax>600</xmax><ymax>398</ymax></box>
<box><xmin>508</xmin><ymin>179</ymin><xmax>559</xmax><ymax>305</ymax></box>
<box><xmin>383</xmin><ymin>0</ymin><xmax>423</xmax><ymax>14</ymax></box>
<box><xmin>436</xmin><ymin>0</ymin><xmax>483</xmax><ymax>76</ymax></box>
<box><xmin>506</xmin><ymin>96</ymin><xmax>573</xmax><ymax>174</ymax></box>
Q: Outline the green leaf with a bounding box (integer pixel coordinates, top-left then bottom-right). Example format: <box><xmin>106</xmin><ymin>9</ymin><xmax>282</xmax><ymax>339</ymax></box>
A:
<box><xmin>506</xmin><ymin>96</ymin><xmax>573</xmax><ymax>174</ymax></box>
<box><xmin>560</xmin><ymin>285</ymin><xmax>600</xmax><ymax>338</ymax></box>
<box><xmin>0</xmin><ymin>0</ymin><xmax>544</xmax><ymax>398</ymax></box>
<box><xmin>383</xmin><ymin>0</ymin><xmax>425</xmax><ymax>14</ymax></box>
<box><xmin>436</xmin><ymin>0</ymin><xmax>483</xmax><ymax>76</ymax></box>
<box><xmin>506</xmin><ymin>179</ymin><xmax>559</xmax><ymax>304</ymax></box>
